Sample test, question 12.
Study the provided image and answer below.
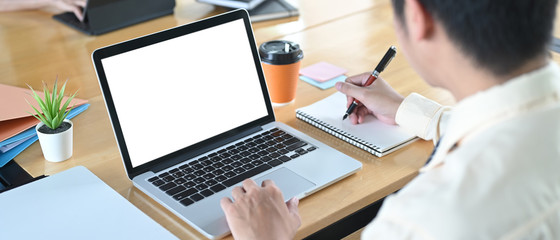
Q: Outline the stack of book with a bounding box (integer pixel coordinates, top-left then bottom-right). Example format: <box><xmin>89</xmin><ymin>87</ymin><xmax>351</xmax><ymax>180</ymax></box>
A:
<box><xmin>0</xmin><ymin>84</ymin><xmax>89</xmax><ymax>167</ymax></box>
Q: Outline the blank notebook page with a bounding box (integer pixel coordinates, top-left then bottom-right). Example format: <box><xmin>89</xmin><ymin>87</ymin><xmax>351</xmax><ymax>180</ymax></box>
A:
<box><xmin>296</xmin><ymin>92</ymin><xmax>416</xmax><ymax>155</ymax></box>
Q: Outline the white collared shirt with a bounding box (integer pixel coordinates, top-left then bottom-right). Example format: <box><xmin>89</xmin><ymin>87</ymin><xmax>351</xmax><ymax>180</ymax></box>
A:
<box><xmin>362</xmin><ymin>62</ymin><xmax>560</xmax><ymax>240</ymax></box>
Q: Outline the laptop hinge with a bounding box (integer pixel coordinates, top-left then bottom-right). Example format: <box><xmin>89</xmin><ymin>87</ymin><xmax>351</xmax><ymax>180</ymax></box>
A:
<box><xmin>149</xmin><ymin>126</ymin><xmax>264</xmax><ymax>173</ymax></box>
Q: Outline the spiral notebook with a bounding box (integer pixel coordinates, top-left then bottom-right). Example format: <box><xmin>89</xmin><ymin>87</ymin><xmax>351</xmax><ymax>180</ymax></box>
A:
<box><xmin>296</xmin><ymin>92</ymin><xmax>417</xmax><ymax>157</ymax></box>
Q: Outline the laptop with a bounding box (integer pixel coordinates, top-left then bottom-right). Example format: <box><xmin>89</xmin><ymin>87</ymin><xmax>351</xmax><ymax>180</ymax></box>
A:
<box><xmin>0</xmin><ymin>166</ymin><xmax>177</xmax><ymax>239</ymax></box>
<box><xmin>92</xmin><ymin>9</ymin><xmax>362</xmax><ymax>239</ymax></box>
<box><xmin>53</xmin><ymin>0</ymin><xmax>175</xmax><ymax>35</ymax></box>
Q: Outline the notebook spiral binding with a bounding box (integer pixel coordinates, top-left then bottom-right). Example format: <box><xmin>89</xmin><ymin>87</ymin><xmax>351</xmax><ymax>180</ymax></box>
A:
<box><xmin>296</xmin><ymin>111</ymin><xmax>383</xmax><ymax>157</ymax></box>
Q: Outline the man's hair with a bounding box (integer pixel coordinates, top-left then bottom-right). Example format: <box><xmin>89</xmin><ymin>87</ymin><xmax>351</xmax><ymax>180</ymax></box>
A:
<box><xmin>392</xmin><ymin>0</ymin><xmax>558</xmax><ymax>76</ymax></box>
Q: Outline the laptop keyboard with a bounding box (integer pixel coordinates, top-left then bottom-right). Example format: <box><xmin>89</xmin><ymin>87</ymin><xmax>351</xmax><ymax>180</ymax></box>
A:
<box><xmin>147</xmin><ymin>128</ymin><xmax>317</xmax><ymax>207</ymax></box>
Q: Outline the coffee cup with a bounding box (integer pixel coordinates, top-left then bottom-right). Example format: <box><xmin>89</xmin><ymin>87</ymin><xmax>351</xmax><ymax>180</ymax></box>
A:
<box><xmin>259</xmin><ymin>40</ymin><xmax>304</xmax><ymax>105</ymax></box>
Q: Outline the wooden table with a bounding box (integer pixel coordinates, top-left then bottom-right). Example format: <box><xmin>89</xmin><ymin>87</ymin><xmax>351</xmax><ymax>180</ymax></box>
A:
<box><xmin>0</xmin><ymin>0</ymin><xmax>494</xmax><ymax>239</ymax></box>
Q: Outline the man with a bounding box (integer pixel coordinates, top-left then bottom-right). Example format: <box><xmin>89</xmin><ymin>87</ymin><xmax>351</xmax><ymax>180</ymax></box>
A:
<box><xmin>220</xmin><ymin>0</ymin><xmax>560</xmax><ymax>239</ymax></box>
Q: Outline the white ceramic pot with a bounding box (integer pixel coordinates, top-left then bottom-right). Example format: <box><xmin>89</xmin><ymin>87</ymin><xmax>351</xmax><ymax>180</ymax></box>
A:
<box><xmin>36</xmin><ymin>119</ymin><xmax>73</xmax><ymax>162</ymax></box>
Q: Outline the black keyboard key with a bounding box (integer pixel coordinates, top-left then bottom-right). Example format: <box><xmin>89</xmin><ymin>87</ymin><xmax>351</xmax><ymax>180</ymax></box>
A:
<box><xmin>212</xmin><ymin>162</ymin><xmax>224</xmax><ymax>168</ymax></box>
<box><xmin>222</xmin><ymin>158</ymin><xmax>233</xmax><ymax>164</ymax></box>
<box><xmin>249</xmin><ymin>154</ymin><xmax>260</xmax><ymax>160</ymax></box>
<box><xmin>159</xmin><ymin>182</ymin><xmax>177</xmax><ymax>191</ymax></box>
<box><xmin>253</xmin><ymin>160</ymin><xmax>264</xmax><ymax>166</ymax></box>
<box><xmin>221</xmin><ymin>152</ymin><xmax>231</xmax><ymax>158</ymax></box>
<box><xmin>257</xmin><ymin>150</ymin><xmax>268</xmax><ymax>156</ymax></box>
<box><xmin>278</xmin><ymin>156</ymin><xmax>291</xmax><ymax>162</ymax></box>
<box><xmin>183</xmin><ymin>181</ymin><xmax>196</xmax><ymax>188</ymax></box>
<box><xmin>286</xmin><ymin>141</ymin><xmax>307</xmax><ymax>151</ymax></box>
<box><xmin>278</xmin><ymin>149</ymin><xmax>289</xmax><ymax>154</ymax></box>
<box><xmin>229</xmin><ymin>149</ymin><xmax>240</xmax><ymax>154</ymax></box>
<box><xmin>203</xmin><ymin>166</ymin><xmax>216</xmax><ymax>172</ymax></box>
<box><xmin>296</xmin><ymin>149</ymin><xmax>308</xmax><ymax>155</ymax></box>
<box><xmin>307</xmin><ymin>146</ymin><xmax>317</xmax><ymax>152</ymax></box>
<box><xmin>166</xmin><ymin>185</ymin><xmax>186</xmax><ymax>196</ymax></box>
<box><xmin>271</xmin><ymin>130</ymin><xmax>285</xmax><ymax>137</ymax></box>
<box><xmin>268</xmin><ymin>159</ymin><xmax>282</xmax><ymax>167</ymax></box>
<box><xmin>283</xmin><ymin>137</ymin><xmax>300</xmax><ymax>146</ymax></box>
<box><xmin>223</xmin><ymin>165</ymin><xmax>272</xmax><ymax>187</ymax></box>
<box><xmin>240</xmin><ymin>158</ymin><xmax>251</xmax><ymax>164</ymax></box>
<box><xmin>248</xmin><ymin>148</ymin><xmax>259</xmax><ymax>153</ymax></box>
<box><xmin>206</xmin><ymin>179</ymin><xmax>218</xmax><ymax>186</ymax></box>
<box><xmin>238</xmin><ymin>145</ymin><xmax>248</xmax><ymax>151</ymax></box>
<box><xmin>224</xmin><ymin>171</ymin><xmax>236</xmax><ymax>178</ymax></box>
<box><xmin>191</xmin><ymin>164</ymin><xmax>204</xmax><ymax>170</ymax></box>
<box><xmin>180</xmin><ymin>198</ymin><xmax>194</xmax><ymax>207</ymax></box>
<box><xmin>201</xmin><ymin>160</ymin><xmax>212</xmax><ymax>166</ymax></box>
<box><xmin>194</xmin><ymin>177</ymin><xmax>205</xmax><ymax>184</ymax></box>
<box><xmin>240</xmin><ymin>151</ymin><xmax>251</xmax><ymax>157</ymax></box>
<box><xmin>265</xmin><ymin>147</ymin><xmax>277</xmax><ymax>152</ymax></box>
<box><xmin>275</xmin><ymin>143</ymin><xmax>286</xmax><ymax>149</ymax></box>
<box><xmin>194</xmin><ymin>170</ymin><xmax>205</xmax><ymax>176</ymax></box>
<box><xmin>174</xmin><ymin>178</ymin><xmax>187</xmax><ymax>185</ymax></box>
<box><xmin>191</xmin><ymin>193</ymin><xmax>204</xmax><ymax>202</ymax></box>
<box><xmin>173</xmin><ymin>172</ymin><xmax>185</xmax><ymax>178</ymax></box>
<box><xmin>203</xmin><ymin>173</ymin><xmax>215</xmax><ymax>179</ymax></box>
<box><xmin>243</xmin><ymin>163</ymin><xmax>255</xmax><ymax>170</ymax></box>
<box><xmin>211</xmin><ymin>156</ymin><xmax>222</xmax><ymax>162</ymax></box>
<box><xmin>218</xmin><ymin>149</ymin><xmax>227</xmax><ymax>154</ymax></box>
<box><xmin>195</xmin><ymin>183</ymin><xmax>208</xmax><ymax>191</ymax></box>
<box><xmin>269</xmin><ymin>152</ymin><xmax>281</xmax><ymax>158</ymax></box>
<box><xmin>201</xmin><ymin>189</ymin><xmax>214</xmax><ymax>197</ymax></box>
<box><xmin>246</xmin><ymin>142</ymin><xmax>257</xmax><ymax>147</ymax></box>
<box><xmin>179</xmin><ymin>164</ymin><xmax>191</xmax><ymax>170</ymax></box>
<box><xmin>234</xmin><ymin>167</ymin><xmax>246</xmax><ymax>174</ymax></box>
<box><xmin>152</xmin><ymin>179</ymin><xmax>165</xmax><ymax>186</ymax></box>
<box><xmin>163</xmin><ymin>175</ymin><xmax>175</xmax><ymax>182</ymax></box>
<box><xmin>216</xmin><ymin>175</ymin><xmax>227</xmax><ymax>182</ymax></box>
<box><xmin>210</xmin><ymin>184</ymin><xmax>226</xmax><ymax>193</ymax></box>
<box><xmin>181</xmin><ymin>167</ymin><xmax>194</xmax><ymax>173</ymax></box>
<box><xmin>174</xmin><ymin>188</ymin><xmax>197</xmax><ymax>200</ymax></box>
<box><xmin>261</xmin><ymin>156</ymin><xmax>272</xmax><ymax>162</ymax></box>
<box><xmin>198</xmin><ymin>156</ymin><xmax>209</xmax><ymax>161</ymax></box>
<box><xmin>148</xmin><ymin>177</ymin><xmax>159</xmax><ymax>182</ymax></box>
<box><xmin>223</xmin><ymin>165</ymin><xmax>234</xmax><ymax>171</ymax></box>
<box><xmin>231</xmin><ymin>155</ymin><xmax>242</xmax><ymax>160</ymax></box>
<box><xmin>235</xmin><ymin>142</ymin><xmax>245</xmax><ymax>146</ymax></box>
<box><xmin>290</xmin><ymin>154</ymin><xmax>299</xmax><ymax>159</ymax></box>
<box><xmin>226</xmin><ymin>145</ymin><xmax>236</xmax><ymax>150</ymax></box>
<box><xmin>169</xmin><ymin>168</ymin><xmax>180</xmax><ymax>173</ymax></box>
<box><xmin>231</xmin><ymin>161</ymin><xmax>243</xmax><ymax>167</ymax></box>
<box><xmin>213</xmin><ymin>169</ymin><xmax>224</xmax><ymax>175</ymax></box>
<box><xmin>185</xmin><ymin>174</ymin><xmax>196</xmax><ymax>180</ymax></box>
<box><xmin>208</xmin><ymin>152</ymin><xmax>218</xmax><ymax>157</ymax></box>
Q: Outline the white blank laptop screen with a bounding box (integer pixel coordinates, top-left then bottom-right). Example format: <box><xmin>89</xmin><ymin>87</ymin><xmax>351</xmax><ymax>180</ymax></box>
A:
<box><xmin>101</xmin><ymin>19</ymin><xmax>268</xmax><ymax>167</ymax></box>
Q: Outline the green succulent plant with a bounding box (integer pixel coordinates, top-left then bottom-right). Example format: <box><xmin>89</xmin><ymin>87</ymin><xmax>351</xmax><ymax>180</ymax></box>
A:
<box><xmin>27</xmin><ymin>78</ymin><xmax>77</xmax><ymax>130</ymax></box>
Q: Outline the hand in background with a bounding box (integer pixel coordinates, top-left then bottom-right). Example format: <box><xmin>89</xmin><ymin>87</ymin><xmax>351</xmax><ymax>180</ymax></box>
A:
<box><xmin>336</xmin><ymin>72</ymin><xmax>404</xmax><ymax>125</ymax></box>
<box><xmin>221</xmin><ymin>179</ymin><xmax>301</xmax><ymax>240</ymax></box>
<box><xmin>0</xmin><ymin>0</ymin><xmax>86</xmax><ymax>21</ymax></box>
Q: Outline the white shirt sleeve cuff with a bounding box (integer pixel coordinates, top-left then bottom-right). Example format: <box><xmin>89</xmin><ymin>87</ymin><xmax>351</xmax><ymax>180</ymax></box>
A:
<box><xmin>395</xmin><ymin>93</ymin><xmax>445</xmax><ymax>141</ymax></box>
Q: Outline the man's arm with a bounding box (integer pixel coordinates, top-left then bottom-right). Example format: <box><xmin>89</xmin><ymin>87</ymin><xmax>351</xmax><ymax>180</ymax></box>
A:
<box><xmin>336</xmin><ymin>72</ymin><xmax>450</xmax><ymax>143</ymax></box>
<box><xmin>0</xmin><ymin>0</ymin><xmax>86</xmax><ymax>21</ymax></box>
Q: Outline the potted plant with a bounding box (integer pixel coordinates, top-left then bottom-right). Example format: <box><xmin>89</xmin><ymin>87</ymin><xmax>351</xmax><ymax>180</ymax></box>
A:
<box><xmin>27</xmin><ymin>79</ymin><xmax>77</xmax><ymax>162</ymax></box>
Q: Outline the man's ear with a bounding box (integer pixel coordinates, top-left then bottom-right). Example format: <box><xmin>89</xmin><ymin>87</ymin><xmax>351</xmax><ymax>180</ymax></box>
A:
<box><xmin>404</xmin><ymin>0</ymin><xmax>434</xmax><ymax>40</ymax></box>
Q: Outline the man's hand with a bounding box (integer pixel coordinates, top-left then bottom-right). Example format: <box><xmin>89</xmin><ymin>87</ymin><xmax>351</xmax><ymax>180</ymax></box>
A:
<box><xmin>0</xmin><ymin>0</ymin><xmax>86</xmax><ymax>21</ymax></box>
<box><xmin>336</xmin><ymin>72</ymin><xmax>404</xmax><ymax>125</ymax></box>
<box><xmin>220</xmin><ymin>179</ymin><xmax>301</xmax><ymax>240</ymax></box>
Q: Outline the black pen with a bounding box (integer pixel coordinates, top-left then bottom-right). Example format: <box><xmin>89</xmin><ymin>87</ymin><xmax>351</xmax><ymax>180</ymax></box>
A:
<box><xmin>342</xmin><ymin>46</ymin><xmax>397</xmax><ymax>120</ymax></box>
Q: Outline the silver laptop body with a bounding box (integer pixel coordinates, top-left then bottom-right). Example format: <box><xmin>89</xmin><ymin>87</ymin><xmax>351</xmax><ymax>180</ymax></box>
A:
<box><xmin>92</xmin><ymin>9</ymin><xmax>362</xmax><ymax>239</ymax></box>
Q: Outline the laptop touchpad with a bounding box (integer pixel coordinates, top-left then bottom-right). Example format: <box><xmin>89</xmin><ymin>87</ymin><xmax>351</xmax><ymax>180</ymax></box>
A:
<box><xmin>254</xmin><ymin>167</ymin><xmax>315</xmax><ymax>201</ymax></box>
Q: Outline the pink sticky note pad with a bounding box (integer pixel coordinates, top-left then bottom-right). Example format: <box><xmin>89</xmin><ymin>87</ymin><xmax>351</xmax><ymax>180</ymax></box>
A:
<box><xmin>299</xmin><ymin>62</ymin><xmax>347</xmax><ymax>82</ymax></box>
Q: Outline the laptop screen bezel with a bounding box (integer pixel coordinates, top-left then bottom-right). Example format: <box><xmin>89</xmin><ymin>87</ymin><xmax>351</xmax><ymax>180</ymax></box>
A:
<box><xmin>92</xmin><ymin>10</ymin><xmax>275</xmax><ymax>178</ymax></box>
